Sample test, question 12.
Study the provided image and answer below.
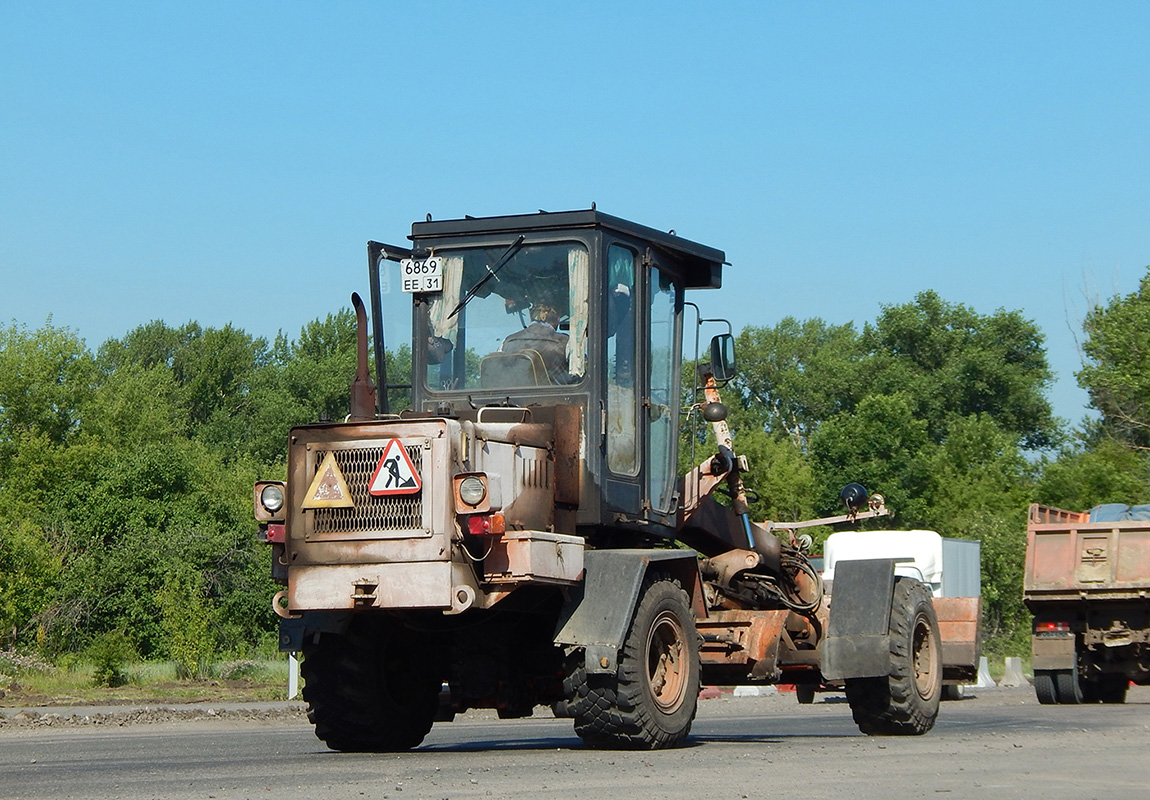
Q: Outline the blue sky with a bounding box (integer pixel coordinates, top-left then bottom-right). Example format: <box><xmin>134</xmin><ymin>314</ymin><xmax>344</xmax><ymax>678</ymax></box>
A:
<box><xmin>3</xmin><ymin>2</ymin><xmax>1148</xmax><ymax>426</ymax></box>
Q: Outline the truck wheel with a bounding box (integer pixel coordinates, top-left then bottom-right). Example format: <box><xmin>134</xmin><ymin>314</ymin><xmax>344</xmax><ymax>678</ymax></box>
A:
<box><xmin>845</xmin><ymin>577</ymin><xmax>942</xmax><ymax>735</ymax></box>
<box><xmin>1053</xmin><ymin>667</ymin><xmax>1083</xmax><ymax>704</ymax></box>
<box><xmin>1033</xmin><ymin>670</ymin><xmax>1059</xmax><ymax>704</ymax></box>
<box><xmin>795</xmin><ymin>684</ymin><xmax>817</xmax><ymax>704</ymax></box>
<box><xmin>302</xmin><ymin>616</ymin><xmax>441</xmax><ymax>751</ymax></box>
<box><xmin>571</xmin><ymin>574</ymin><xmax>700</xmax><ymax>749</ymax></box>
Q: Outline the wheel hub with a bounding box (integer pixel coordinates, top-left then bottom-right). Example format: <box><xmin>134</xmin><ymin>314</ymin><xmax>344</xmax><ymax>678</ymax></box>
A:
<box><xmin>912</xmin><ymin>613</ymin><xmax>939</xmax><ymax>699</ymax></box>
<box><xmin>647</xmin><ymin>610</ymin><xmax>688</xmax><ymax>712</ymax></box>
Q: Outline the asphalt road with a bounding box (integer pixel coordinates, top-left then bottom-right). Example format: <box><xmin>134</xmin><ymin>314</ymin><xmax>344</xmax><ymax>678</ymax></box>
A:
<box><xmin>2</xmin><ymin>686</ymin><xmax>1148</xmax><ymax>800</ymax></box>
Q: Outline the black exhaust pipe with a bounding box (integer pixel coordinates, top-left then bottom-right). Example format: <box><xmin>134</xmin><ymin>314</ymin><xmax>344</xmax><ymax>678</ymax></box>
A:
<box><xmin>349</xmin><ymin>292</ymin><xmax>377</xmax><ymax>422</ymax></box>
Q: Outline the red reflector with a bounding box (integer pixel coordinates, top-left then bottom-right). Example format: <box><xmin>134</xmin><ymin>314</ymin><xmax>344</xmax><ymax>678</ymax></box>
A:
<box><xmin>467</xmin><ymin>514</ymin><xmax>506</xmax><ymax>536</ymax></box>
<box><xmin>1035</xmin><ymin>621</ymin><xmax>1070</xmax><ymax>632</ymax></box>
<box><xmin>266</xmin><ymin>523</ymin><xmax>286</xmax><ymax>543</ymax></box>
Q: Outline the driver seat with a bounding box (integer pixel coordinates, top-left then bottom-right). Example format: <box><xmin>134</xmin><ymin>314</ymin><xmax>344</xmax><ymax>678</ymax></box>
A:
<box><xmin>479</xmin><ymin>349</ymin><xmax>552</xmax><ymax>388</ymax></box>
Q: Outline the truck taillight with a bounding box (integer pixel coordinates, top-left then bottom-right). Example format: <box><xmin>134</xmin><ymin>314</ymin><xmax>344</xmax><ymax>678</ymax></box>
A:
<box><xmin>256</xmin><ymin>523</ymin><xmax>285</xmax><ymax>544</ymax></box>
<box><xmin>1035</xmin><ymin>621</ymin><xmax>1071</xmax><ymax>634</ymax></box>
<box><xmin>467</xmin><ymin>513</ymin><xmax>505</xmax><ymax>536</ymax></box>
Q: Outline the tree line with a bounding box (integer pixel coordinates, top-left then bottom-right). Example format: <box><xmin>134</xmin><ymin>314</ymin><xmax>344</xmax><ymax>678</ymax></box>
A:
<box><xmin>2</xmin><ymin>274</ymin><xmax>1149</xmax><ymax>665</ymax></box>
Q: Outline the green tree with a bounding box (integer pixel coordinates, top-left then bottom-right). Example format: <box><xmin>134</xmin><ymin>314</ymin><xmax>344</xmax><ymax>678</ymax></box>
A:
<box><xmin>863</xmin><ymin>291</ymin><xmax>1056</xmax><ymax>450</ymax></box>
<box><xmin>0</xmin><ymin>320</ymin><xmax>95</xmax><ymax>465</ymax></box>
<box><xmin>732</xmin><ymin>318</ymin><xmax>864</xmax><ymax>452</ymax></box>
<box><xmin>30</xmin><ymin>438</ymin><xmax>272</xmax><ymax>656</ymax></box>
<box><xmin>1036</xmin><ymin>437</ymin><xmax>1150</xmax><ymax>511</ymax></box>
<box><xmin>0</xmin><ymin>519</ymin><xmax>62</xmax><ymax>646</ymax></box>
<box><xmin>726</xmin><ymin>294</ymin><xmax>1057</xmax><ymax>652</ymax></box>
<box><xmin>98</xmin><ymin>321</ymin><xmax>270</xmax><ymax>461</ymax></box>
<box><xmin>158</xmin><ymin>566</ymin><xmax>217</xmax><ymax>679</ymax></box>
<box><xmin>920</xmin><ymin>414</ymin><xmax>1031</xmax><ymax>527</ymax></box>
<box><xmin>809</xmin><ymin>392</ymin><xmax>934</xmax><ymax>526</ymax></box>
<box><xmin>1078</xmin><ymin>268</ymin><xmax>1150</xmax><ymax>449</ymax></box>
<box><xmin>81</xmin><ymin>363</ymin><xmax>186</xmax><ymax>448</ymax></box>
<box><xmin>733</xmin><ymin>427</ymin><xmax>821</xmax><ymax>526</ymax></box>
<box><xmin>96</xmin><ymin>319</ymin><xmax>201</xmax><ymax>373</ymax></box>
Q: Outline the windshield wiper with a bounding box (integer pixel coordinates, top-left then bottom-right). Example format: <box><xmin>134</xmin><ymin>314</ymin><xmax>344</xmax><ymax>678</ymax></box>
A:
<box><xmin>448</xmin><ymin>235</ymin><xmax>526</xmax><ymax>320</ymax></box>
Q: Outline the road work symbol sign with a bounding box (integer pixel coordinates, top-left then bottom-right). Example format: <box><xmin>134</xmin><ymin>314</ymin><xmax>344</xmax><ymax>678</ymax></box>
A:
<box><xmin>302</xmin><ymin>452</ymin><xmax>354</xmax><ymax>508</ymax></box>
<box><xmin>368</xmin><ymin>439</ymin><xmax>422</xmax><ymax>496</ymax></box>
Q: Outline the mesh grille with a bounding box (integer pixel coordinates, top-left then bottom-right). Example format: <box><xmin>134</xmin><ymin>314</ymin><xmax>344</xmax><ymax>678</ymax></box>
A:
<box><xmin>312</xmin><ymin>444</ymin><xmax>424</xmax><ymax>534</ymax></box>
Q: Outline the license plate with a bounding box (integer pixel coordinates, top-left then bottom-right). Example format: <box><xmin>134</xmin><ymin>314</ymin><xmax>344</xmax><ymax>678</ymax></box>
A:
<box><xmin>400</xmin><ymin>257</ymin><xmax>443</xmax><ymax>293</ymax></box>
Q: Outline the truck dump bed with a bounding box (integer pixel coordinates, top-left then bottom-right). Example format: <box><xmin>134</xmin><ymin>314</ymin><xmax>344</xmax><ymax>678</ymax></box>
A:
<box><xmin>1024</xmin><ymin>503</ymin><xmax>1150</xmax><ymax>600</ymax></box>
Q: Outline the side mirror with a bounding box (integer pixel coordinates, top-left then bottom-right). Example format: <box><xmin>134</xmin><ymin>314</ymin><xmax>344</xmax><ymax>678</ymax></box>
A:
<box><xmin>709</xmin><ymin>333</ymin><xmax>737</xmax><ymax>382</ymax></box>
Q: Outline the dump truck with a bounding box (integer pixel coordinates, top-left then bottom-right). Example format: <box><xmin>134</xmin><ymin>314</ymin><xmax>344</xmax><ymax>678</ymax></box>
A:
<box><xmin>253</xmin><ymin>209</ymin><xmax>943</xmax><ymax>750</ymax></box>
<box><xmin>1025</xmin><ymin>503</ymin><xmax>1150</xmax><ymax>704</ymax></box>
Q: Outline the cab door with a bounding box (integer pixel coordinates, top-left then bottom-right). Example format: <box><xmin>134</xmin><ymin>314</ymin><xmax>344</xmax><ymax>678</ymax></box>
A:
<box><xmin>601</xmin><ymin>245</ymin><xmax>683</xmax><ymax>527</ymax></box>
<box><xmin>645</xmin><ymin>262</ymin><xmax>683</xmax><ymax>522</ymax></box>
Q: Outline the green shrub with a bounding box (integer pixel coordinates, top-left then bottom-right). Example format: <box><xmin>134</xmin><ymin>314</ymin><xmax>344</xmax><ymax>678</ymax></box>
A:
<box><xmin>86</xmin><ymin>630</ymin><xmax>136</xmax><ymax>687</ymax></box>
<box><xmin>157</xmin><ymin>568</ymin><xmax>217</xmax><ymax>679</ymax></box>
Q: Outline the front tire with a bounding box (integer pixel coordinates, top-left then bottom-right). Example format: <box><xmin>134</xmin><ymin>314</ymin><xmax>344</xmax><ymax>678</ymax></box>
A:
<box><xmin>845</xmin><ymin>577</ymin><xmax>942</xmax><ymax>735</ymax></box>
<box><xmin>571</xmin><ymin>574</ymin><xmax>700</xmax><ymax>749</ymax></box>
<box><xmin>301</xmin><ymin>615</ymin><xmax>441</xmax><ymax>751</ymax></box>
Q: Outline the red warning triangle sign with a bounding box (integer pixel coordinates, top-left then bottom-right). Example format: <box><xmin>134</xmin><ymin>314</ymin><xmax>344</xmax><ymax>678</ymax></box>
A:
<box><xmin>368</xmin><ymin>439</ymin><xmax>422</xmax><ymax>496</ymax></box>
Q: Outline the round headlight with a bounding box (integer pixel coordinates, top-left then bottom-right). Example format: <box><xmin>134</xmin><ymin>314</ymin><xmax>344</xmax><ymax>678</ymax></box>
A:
<box><xmin>458</xmin><ymin>476</ymin><xmax>487</xmax><ymax>507</ymax></box>
<box><xmin>261</xmin><ymin>484</ymin><xmax>285</xmax><ymax>513</ymax></box>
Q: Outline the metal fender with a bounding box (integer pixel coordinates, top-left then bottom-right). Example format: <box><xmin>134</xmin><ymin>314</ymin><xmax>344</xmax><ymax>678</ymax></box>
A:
<box><xmin>554</xmin><ymin>549</ymin><xmax>702</xmax><ymax>675</ymax></box>
<box><xmin>276</xmin><ymin>610</ymin><xmax>352</xmax><ymax>653</ymax></box>
<box><xmin>822</xmin><ymin>558</ymin><xmax>899</xmax><ymax>680</ymax></box>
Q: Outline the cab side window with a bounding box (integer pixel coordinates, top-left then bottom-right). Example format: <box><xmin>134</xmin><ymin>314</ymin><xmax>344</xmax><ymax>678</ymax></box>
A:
<box><xmin>605</xmin><ymin>245</ymin><xmax>638</xmax><ymax>475</ymax></box>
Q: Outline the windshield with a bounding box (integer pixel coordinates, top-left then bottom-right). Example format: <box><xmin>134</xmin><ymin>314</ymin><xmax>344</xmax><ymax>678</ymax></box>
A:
<box><xmin>424</xmin><ymin>242</ymin><xmax>589</xmax><ymax>392</ymax></box>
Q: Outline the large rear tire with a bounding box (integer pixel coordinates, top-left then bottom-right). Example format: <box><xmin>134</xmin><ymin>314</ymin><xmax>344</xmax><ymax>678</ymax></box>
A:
<box><xmin>301</xmin><ymin>615</ymin><xmax>441</xmax><ymax>752</ymax></box>
<box><xmin>845</xmin><ymin>577</ymin><xmax>942</xmax><ymax>735</ymax></box>
<box><xmin>1034</xmin><ymin>670</ymin><xmax>1059</xmax><ymax>704</ymax></box>
<box><xmin>1054</xmin><ymin>665</ymin><xmax>1083</xmax><ymax>704</ymax></box>
<box><xmin>570</xmin><ymin>574</ymin><xmax>700</xmax><ymax>749</ymax></box>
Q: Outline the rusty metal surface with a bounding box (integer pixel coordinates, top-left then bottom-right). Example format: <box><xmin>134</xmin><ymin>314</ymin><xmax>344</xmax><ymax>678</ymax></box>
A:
<box><xmin>1025</xmin><ymin>509</ymin><xmax>1150</xmax><ymax>598</ymax></box>
<box><xmin>1031</xmin><ymin>632</ymin><xmax>1076</xmax><ymax>670</ymax></box>
<box><xmin>470</xmin><ymin>421</ymin><xmax>554</xmax><ymax>449</ymax></box>
<box><xmin>933</xmin><ymin>597</ymin><xmax>981</xmax><ymax>648</ymax></box>
<box><xmin>551</xmin><ymin>404</ymin><xmax>581</xmax><ymax>508</ymax></box>
<box><xmin>288</xmin><ymin>561</ymin><xmax>454</xmax><ymax>610</ymax></box>
<box><xmin>349</xmin><ymin>292</ymin><xmax>377</xmax><ymax>421</ymax></box>
<box><xmin>679</xmin><ymin>455</ymin><xmax>729</xmax><ymax>518</ymax></box>
<box><xmin>679</xmin><ymin>497</ymin><xmax>772</xmax><ymax>562</ymax></box>
<box><xmin>706</xmin><ymin>549</ymin><xmax>768</xmax><ymax>587</ymax></box>
<box><xmin>697</xmin><ymin>609</ymin><xmax>788</xmax><ymax>669</ymax></box>
<box><xmin>1028</xmin><ymin>502</ymin><xmax>1090</xmax><ymax>525</ymax></box>
<box><xmin>483</xmin><ymin>531</ymin><xmax>584</xmax><ymax>585</ymax></box>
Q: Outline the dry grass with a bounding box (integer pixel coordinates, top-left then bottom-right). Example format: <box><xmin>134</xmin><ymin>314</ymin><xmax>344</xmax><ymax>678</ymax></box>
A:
<box><xmin>0</xmin><ymin>650</ymin><xmax>292</xmax><ymax>707</ymax></box>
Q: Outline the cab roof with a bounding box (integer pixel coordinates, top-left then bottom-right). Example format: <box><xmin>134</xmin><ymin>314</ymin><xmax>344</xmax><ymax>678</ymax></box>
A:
<box><xmin>409</xmin><ymin>208</ymin><xmax>725</xmax><ymax>290</ymax></box>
